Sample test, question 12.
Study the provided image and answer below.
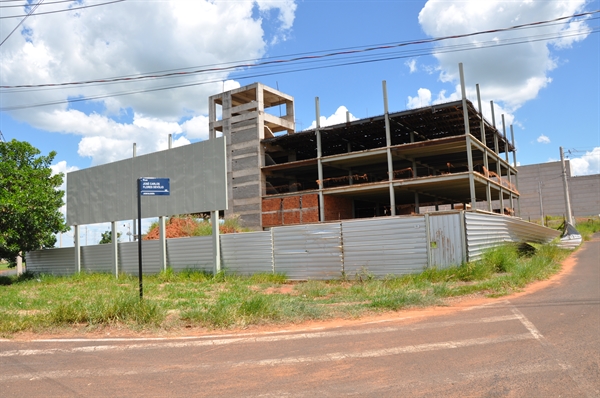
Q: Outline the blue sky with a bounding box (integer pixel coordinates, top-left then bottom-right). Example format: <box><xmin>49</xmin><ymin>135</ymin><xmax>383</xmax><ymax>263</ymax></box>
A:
<box><xmin>1</xmin><ymin>0</ymin><xmax>599</xmax><ymax>245</ymax></box>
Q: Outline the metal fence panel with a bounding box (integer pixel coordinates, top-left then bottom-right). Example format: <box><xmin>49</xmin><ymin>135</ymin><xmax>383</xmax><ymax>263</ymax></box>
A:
<box><xmin>26</xmin><ymin>248</ymin><xmax>76</xmax><ymax>276</ymax></box>
<box><xmin>167</xmin><ymin>236</ymin><xmax>214</xmax><ymax>272</ymax></box>
<box><xmin>118</xmin><ymin>241</ymin><xmax>162</xmax><ymax>275</ymax></box>
<box><xmin>273</xmin><ymin>223</ymin><xmax>342</xmax><ymax>280</ymax></box>
<box><xmin>81</xmin><ymin>244</ymin><xmax>114</xmax><ymax>273</ymax></box>
<box><xmin>341</xmin><ymin>216</ymin><xmax>428</xmax><ymax>277</ymax></box>
<box><xmin>428</xmin><ymin>213</ymin><xmax>464</xmax><ymax>268</ymax></box>
<box><xmin>221</xmin><ymin>231</ymin><xmax>273</xmax><ymax>275</ymax></box>
<box><xmin>465</xmin><ymin>211</ymin><xmax>560</xmax><ymax>261</ymax></box>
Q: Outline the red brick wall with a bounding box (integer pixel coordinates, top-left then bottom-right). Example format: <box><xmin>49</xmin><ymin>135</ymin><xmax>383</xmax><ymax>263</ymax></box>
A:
<box><xmin>324</xmin><ymin>196</ymin><xmax>354</xmax><ymax>221</ymax></box>
<box><xmin>261</xmin><ymin>193</ymin><xmax>320</xmax><ymax>227</ymax></box>
<box><xmin>262</xmin><ymin>194</ymin><xmax>355</xmax><ymax>227</ymax></box>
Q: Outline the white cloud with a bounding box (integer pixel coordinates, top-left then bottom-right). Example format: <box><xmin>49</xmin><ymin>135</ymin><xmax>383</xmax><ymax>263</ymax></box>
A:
<box><xmin>49</xmin><ymin>160</ymin><xmax>79</xmax><ymax>220</ymax></box>
<box><xmin>181</xmin><ymin>115</ymin><xmax>210</xmax><ymax>140</ymax></box>
<box><xmin>308</xmin><ymin>106</ymin><xmax>359</xmax><ymax>130</ymax></box>
<box><xmin>407</xmin><ymin>88</ymin><xmax>432</xmax><ymax>109</ymax></box>
<box><xmin>537</xmin><ymin>135</ymin><xmax>551</xmax><ymax>144</ymax></box>
<box><xmin>405</xmin><ymin>59</ymin><xmax>417</xmax><ymax>73</ymax></box>
<box><xmin>414</xmin><ymin>0</ymin><xmax>590</xmax><ymax>124</ymax></box>
<box><xmin>1</xmin><ymin>1</ymin><xmax>297</xmax><ymax>165</ymax></box>
<box><xmin>570</xmin><ymin>147</ymin><xmax>600</xmax><ymax>176</ymax></box>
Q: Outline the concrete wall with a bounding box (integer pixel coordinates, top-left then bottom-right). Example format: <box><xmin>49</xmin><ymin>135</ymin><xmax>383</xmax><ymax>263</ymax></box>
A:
<box><xmin>517</xmin><ymin>161</ymin><xmax>600</xmax><ymax>221</ymax></box>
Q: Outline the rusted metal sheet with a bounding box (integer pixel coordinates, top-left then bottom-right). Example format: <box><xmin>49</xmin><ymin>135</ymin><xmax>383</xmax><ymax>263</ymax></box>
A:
<box><xmin>25</xmin><ymin>248</ymin><xmax>76</xmax><ymax>276</ymax></box>
<box><xmin>221</xmin><ymin>231</ymin><xmax>273</xmax><ymax>275</ymax></box>
<box><xmin>428</xmin><ymin>213</ymin><xmax>465</xmax><ymax>268</ymax></box>
<box><xmin>341</xmin><ymin>216</ymin><xmax>428</xmax><ymax>277</ymax></box>
<box><xmin>272</xmin><ymin>223</ymin><xmax>342</xmax><ymax>280</ymax></box>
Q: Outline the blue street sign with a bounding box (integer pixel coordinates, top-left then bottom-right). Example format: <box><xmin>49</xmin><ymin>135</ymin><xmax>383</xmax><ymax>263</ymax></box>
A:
<box><xmin>139</xmin><ymin>177</ymin><xmax>170</xmax><ymax>196</ymax></box>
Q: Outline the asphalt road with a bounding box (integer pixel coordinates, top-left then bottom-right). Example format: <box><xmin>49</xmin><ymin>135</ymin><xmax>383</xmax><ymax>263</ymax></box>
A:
<box><xmin>1</xmin><ymin>236</ymin><xmax>598</xmax><ymax>397</ymax></box>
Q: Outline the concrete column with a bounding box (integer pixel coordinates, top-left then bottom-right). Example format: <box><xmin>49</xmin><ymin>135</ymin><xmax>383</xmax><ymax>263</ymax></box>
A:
<box><xmin>74</xmin><ymin>225</ymin><xmax>81</xmax><ymax>273</ymax></box>
<box><xmin>382</xmin><ymin>81</ymin><xmax>396</xmax><ymax>216</ymax></box>
<box><xmin>159</xmin><ymin>134</ymin><xmax>172</xmax><ymax>272</ymax></box>
<box><xmin>502</xmin><ymin>115</ymin><xmax>514</xmax><ymax>212</ymax></box>
<box><xmin>209</xmin><ymin>97</ymin><xmax>217</xmax><ymax>139</ymax></box>
<box><xmin>459</xmin><ymin>63</ymin><xmax>477</xmax><ymax>208</ymax></box>
<box><xmin>510</xmin><ymin>125</ymin><xmax>521</xmax><ymax>217</ymax></box>
<box><xmin>16</xmin><ymin>252</ymin><xmax>23</xmax><ymax>276</ymax></box>
<box><xmin>211</xmin><ymin>210</ymin><xmax>221</xmax><ymax>274</ymax></box>
<box><xmin>159</xmin><ymin>216</ymin><xmax>167</xmax><ymax>272</ymax></box>
<box><xmin>476</xmin><ymin>84</ymin><xmax>492</xmax><ymax>212</ymax></box>
<box><xmin>560</xmin><ymin>147</ymin><xmax>574</xmax><ymax>225</ymax></box>
<box><xmin>132</xmin><ymin>143</ymin><xmax>137</xmax><ymax>241</ymax></box>
<box><xmin>491</xmin><ymin>101</ymin><xmax>504</xmax><ymax>212</ymax></box>
<box><xmin>315</xmin><ymin>97</ymin><xmax>325</xmax><ymax>222</ymax></box>
<box><xmin>111</xmin><ymin>221</ymin><xmax>118</xmax><ymax>278</ymax></box>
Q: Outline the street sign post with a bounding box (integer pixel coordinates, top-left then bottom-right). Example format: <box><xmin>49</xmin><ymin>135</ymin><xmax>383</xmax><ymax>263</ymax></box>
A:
<box><xmin>140</xmin><ymin>178</ymin><xmax>171</xmax><ymax>196</ymax></box>
<box><xmin>137</xmin><ymin>177</ymin><xmax>170</xmax><ymax>299</ymax></box>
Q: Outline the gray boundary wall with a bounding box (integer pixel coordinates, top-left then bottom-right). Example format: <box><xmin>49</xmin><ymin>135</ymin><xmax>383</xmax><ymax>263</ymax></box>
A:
<box><xmin>27</xmin><ymin>211</ymin><xmax>559</xmax><ymax>279</ymax></box>
<box><xmin>66</xmin><ymin>137</ymin><xmax>227</xmax><ymax>225</ymax></box>
<box><xmin>517</xmin><ymin>161</ymin><xmax>600</xmax><ymax>220</ymax></box>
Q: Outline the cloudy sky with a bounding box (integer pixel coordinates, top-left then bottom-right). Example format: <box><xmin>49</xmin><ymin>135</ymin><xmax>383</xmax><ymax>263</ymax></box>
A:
<box><xmin>1</xmin><ymin>0</ymin><xmax>598</xmax><ymax>245</ymax></box>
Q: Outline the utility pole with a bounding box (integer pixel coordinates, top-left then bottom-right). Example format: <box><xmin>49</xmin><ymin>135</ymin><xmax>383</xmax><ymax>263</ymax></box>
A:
<box><xmin>560</xmin><ymin>147</ymin><xmax>574</xmax><ymax>225</ymax></box>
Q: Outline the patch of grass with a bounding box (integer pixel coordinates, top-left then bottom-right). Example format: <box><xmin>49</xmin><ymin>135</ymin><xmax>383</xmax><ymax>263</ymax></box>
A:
<box><xmin>370</xmin><ymin>290</ymin><xmax>435</xmax><ymax>310</ymax></box>
<box><xmin>0</xmin><ymin>241</ymin><xmax>573</xmax><ymax>336</ymax></box>
<box><xmin>576</xmin><ymin>218</ymin><xmax>600</xmax><ymax>241</ymax></box>
<box><xmin>47</xmin><ymin>295</ymin><xmax>164</xmax><ymax>326</ymax></box>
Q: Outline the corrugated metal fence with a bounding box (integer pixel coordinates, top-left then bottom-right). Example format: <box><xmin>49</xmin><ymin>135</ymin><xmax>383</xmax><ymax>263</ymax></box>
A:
<box><xmin>26</xmin><ymin>211</ymin><xmax>559</xmax><ymax>279</ymax></box>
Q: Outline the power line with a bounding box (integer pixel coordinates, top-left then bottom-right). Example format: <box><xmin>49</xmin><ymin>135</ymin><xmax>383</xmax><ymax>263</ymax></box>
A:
<box><xmin>0</xmin><ymin>0</ymin><xmax>80</xmax><ymax>8</ymax></box>
<box><xmin>2</xmin><ymin>26</ymin><xmax>598</xmax><ymax>112</ymax></box>
<box><xmin>2</xmin><ymin>9</ymin><xmax>597</xmax><ymax>89</ymax></box>
<box><xmin>0</xmin><ymin>0</ymin><xmax>125</xmax><ymax>18</ymax></box>
<box><xmin>0</xmin><ymin>11</ymin><xmax>597</xmax><ymax>111</ymax></box>
<box><xmin>0</xmin><ymin>0</ymin><xmax>44</xmax><ymax>47</ymax></box>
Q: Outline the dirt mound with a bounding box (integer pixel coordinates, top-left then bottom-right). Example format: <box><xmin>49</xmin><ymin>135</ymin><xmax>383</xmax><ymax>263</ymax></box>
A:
<box><xmin>144</xmin><ymin>217</ymin><xmax>199</xmax><ymax>240</ymax></box>
<box><xmin>144</xmin><ymin>217</ymin><xmax>243</xmax><ymax>240</ymax></box>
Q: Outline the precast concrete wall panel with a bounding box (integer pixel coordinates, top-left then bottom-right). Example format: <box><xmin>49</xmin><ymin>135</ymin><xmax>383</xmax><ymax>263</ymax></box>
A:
<box><xmin>26</xmin><ymin>248</ymin><xmax>76</xmax><ymax>276</ymax></box>
<box><xmin>428</xmin><ymin>213</ymin><xmax>464</xmax><ymax>268</ymax></box>
<box><xmin>221</xmin><ymin>231</ymin><xmax>273</xmax><ymax>275</ymax></box>
<box><xmin>167</xmin><ymin>236</ymin><xmax>214</xmax><ymax>272</ymax></box>
<box><xmin>341</xmin><ymin>217</ymin><xmax>428</xmax><ymax>277</ymax></box>
<box><xmin>67</xmin><ymin>137</ymin><xmax>227</xmax><ymax>225</ymax></box>
<box><xmin>273</xmin><ymin>223</ymin><xmax>342</xmax><ymax>280</ymax></box>
<box><xmin>517</xmin><ymin>161</ymin><xmax>600</xmax><ymax>219</ymax></box>
<box><xmin>81</xmin><ymin>245</ymin><xmax>113</xmax><ymax>273</ymax></box>
<box><xmin>118</xmin><ymin>241</ymin><xmax>162</xmax><ymax>275</ymax></box>
<box><xmin>570</xmin><ymin>174</ymin><xmax>600</xmax><ymax>217</ymax></box>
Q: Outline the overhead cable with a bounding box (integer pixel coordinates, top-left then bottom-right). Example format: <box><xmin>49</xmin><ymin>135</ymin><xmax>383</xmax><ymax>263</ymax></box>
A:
<box><xmin>0</xmin><ymin>0</ymin><xmax>125</xmax><ymax>18</ymax></box>
<box><xmin>2</xmin><ymin>9</ymin><xmax>598</xmax><ymax>89</ymax></box>
<box><xmin>0</xmin><ymin>0</ymin><xmax>44</xmax><ymax>47</ymax></box>
<box><xmin>1</xmin><ymin>26</ymin><xmax>597</xmax><ymax>111</ymax></box>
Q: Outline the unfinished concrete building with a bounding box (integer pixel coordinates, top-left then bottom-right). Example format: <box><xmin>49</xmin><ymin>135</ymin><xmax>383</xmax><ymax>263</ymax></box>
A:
<box><xmin>209</xmin><ymin>69</ymin><xmax>519</xmax><ymax>230</ymax></box>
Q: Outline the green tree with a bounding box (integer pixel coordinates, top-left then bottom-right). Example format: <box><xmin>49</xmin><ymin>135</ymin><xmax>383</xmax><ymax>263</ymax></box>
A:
<box><xmin>0</xmin><ymin>139</ymin><xmax>68</xmax><ymax>265</ymax></box>
<box><xmin>99</xmin><ymin>230</ymin><xmax>121</xmax><ymax>244</ymax></box>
